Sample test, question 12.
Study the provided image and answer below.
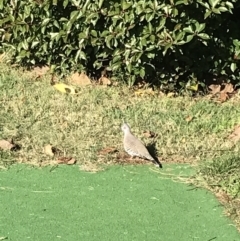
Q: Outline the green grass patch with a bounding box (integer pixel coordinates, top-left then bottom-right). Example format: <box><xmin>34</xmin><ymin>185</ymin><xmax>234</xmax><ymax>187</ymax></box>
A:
<box><xmin>0</xmin><ymin>164</ymin><xmax>239</xmax><ymax>241</ymax></box>
<box><xmin>198</xmin><ymin>154</ymin><xmax>240</xmax><ymax>197</ymax></box>
<box><xmin>0</xmin><ymin>63</ymin><xmax>240</xmax><ymax>229</ymax></box>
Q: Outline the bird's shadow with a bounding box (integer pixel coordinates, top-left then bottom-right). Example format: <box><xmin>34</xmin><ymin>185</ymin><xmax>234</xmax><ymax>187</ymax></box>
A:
<box><xmin>146</xmin><ymin>141</ymin><xmax>163</xmax><ymax>168</ymax></box>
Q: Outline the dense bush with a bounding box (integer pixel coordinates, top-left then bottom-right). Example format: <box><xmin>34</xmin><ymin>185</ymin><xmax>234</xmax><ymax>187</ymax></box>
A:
<box><xmin>0</xmin><ymin>0</ymin><xmax>240</xmax><ymax>89</ymax></box>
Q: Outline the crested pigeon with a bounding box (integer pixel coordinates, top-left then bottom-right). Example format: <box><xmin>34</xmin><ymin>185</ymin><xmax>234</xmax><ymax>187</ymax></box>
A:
<box><xmin>121</xmin><ymin>123</ymin><xmax>162</xmax><ymax>168</ymax></box>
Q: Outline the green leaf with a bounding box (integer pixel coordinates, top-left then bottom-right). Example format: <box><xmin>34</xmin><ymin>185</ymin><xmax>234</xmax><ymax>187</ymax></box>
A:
<box><xmin>113</xmin><ymin>49</ymin><xmax>122</xmax><ymax>56</ymax></box>
<box><xmin>106</xmin><ymin>35</ymin><xmax>114</xmax><ymax>49</ymax></box>
<box><xmin>136</xmin><ymin>3</ymin><xmax>144</xmax><ymax>14</ymax></box>
<box><xmin>230</xmin><ymin>62</ymin><xmax>237</xmax><ymax>73</ymax></box>
<box><xmin>125</xmin><ymin>49</ymin><xmax>131</xmax><ymax>60</ymax></box>
<box><xmin>139</xmin><ymin>68</ymin><xmax>145</xmax><ymax>78</ymax></box>
<box><xmin>79</xmin><ymin>50</ymin><xmax>87</xmax><ymax>60</ymax></box>
<box><xmin>147</xmin><ymin>52</ymin><xmax>155</xmax><ymax>58</ymax></box>
<box><xmin>112</xmin><ymin>55</ymin><xmax>121</xmax><ymax>63</ymax></box>
<box><xmin>41</xmin><ymin>18</ymin><xmax>51</xmax><ymax>26</ymax></box>
<box><xmin>148</xmin><ymin>22</ymin><xmax>153</xmax><ymax>33</ymax></box>
<box><xmin>63</xmin><ymin>0</ymin><xmax>69</xmax><ymax>8</ymax></box>
<box><xmin>0</xmin><ymin>0</ymin><xmax>3</xmax><ymax>10</ymax></box>
<box><xmin>150</xmin><ymin>35</ymin><xmax>155</xmax><ymax>43</ymax></box>
<box><xmin>110</xmin><ymin>62</ymin><xmax>121</xmax><ymax>71</ymax></box>
<box><xmin>197</xmin><ymin>33</ymin><xmax>210</xmax><ymax>40</ymax></box>
<box><xmin>98</xmin><ymin>0</ymin><xmax>104</xmax><ymax>8</ymax></box>
<box><xmin>183</xmin><ymin>26</ymin><xmax>194</xmax><ymax>34</ymax></box>
<box><xmin>209</xmin><ymin>0</ymin><xmax>220</xmax><ymax>8</ymax></box>
<box><xmin>41</xmin><ymin>26</ymin><xmax>46</xmax><ymax>34</ymax></box>
<box><xmin>156</xmin><ymin>18</ymin><xmax>166</xmax><ymax>32</ymax></box>
<box><xmin>31</xmin><ymin>41</ymin><xmax>39</xmax><ymax>48</ymax></box>
<box><xmin>162</xmin><ymin>44</ymin><xmax>172</xmax><ymax>56</ymax></box>
<box><xmin>70</xmin><ymin>11</ymin><xmax>80</xmax><ymax>21</ymax></box>
<box><xmin>212</xmin><ymin>8</ymin><xmax>220</xmax><ymax>14</ymax></box>
<box><xmin>100</xmin><ymin>30</ymin><xmax>109</xmax><ymax>37</ymax></box>
<box><xmin>233</xmin><ymin>39</ymin><xmax>240</xmax><ymax>47</ymax></box>
<box><xmin>121</xmin><ymin>1</ymin><xmax>132</xmax><ymax>11</ymax></box>
<box><xmin>86</xmin><ymin>12</ymin><xmax>98</xmax><ymax>22</ymax></box>
<box><xmin>59</xmin><ymin>17</ymin><xmax>68</xmax><ymax>22</ymax></box>
<box><xmin>78</xmin><ymin>32</ymin><xmax>87</xmax><ymax>39</ymax></box>
<box><xmin>53</xmin><ymin>20</ymin><xmax>60</xmax><ymax>29</ymax></box>
<box><xmin>172</xmin><ymin>8</ymin><xmax>178</xmax><ymax>17</ymax></box>
<box><xmin>113</xmin><ymin>38</ymin><xmax>118</xmax><ymax>47</ymax></box>
<box><xmin>127</xmin><ymin>75</ymin><xmax>136</xmax><ymax>87</ymax></box>
<box><xmin>91</xmin><ymin>30</ymin><xmax>98</xmax><ymax>37</ymax></box>
<box><xmin>175</xmin><ymin>0</ymin><xmax>188</xmax><ymax>5</ymax></box>
<box><xmin>146</xmin><ymin>45</ymin><xmax>155</xmax><ymax>51</ymax></box>
<box><xmin>204</xmin><ymin>10</ymin><xmax>212</xmax><ymax>19</ymax></box>
<box><xmin>185</xmin><ymin>34</ymin><xmax>194</xmax><ymax>43</ymax></box>
<box><xmin>93</xmin><ymin>60</ymin><xmax>103</xmax><ymax>69</ymax></box>
<box><xmin>126</xmin><ymin>61</ymin><xmax>132</xmax><ymax>73</ymax></box>
<box><xmin>197</xmin><ymin>23</ymin><xmax>205</xmax><ymax>33</ymax></box>
<box><xmin>225</xmin><ymin>2</ymin><xmax>233</xmax><ymax>9</ymax></box>
<box><xmin>82</xmin><ymin>0</ymin><xmax>91</xmax><ymax>12</ymax></box>
<box><xmin>49</xmin><ymin>32</ymin><xmax>61</xmax><ymax>42</ymax></box>
<box><xmin>2</xmin><ymin>32</ymin><xmax>11</xmax><ymax>42</ymax></box>
<box><xmin>197</xmin><ymin>1</ymin><xmax>210</xmax><ymax>9</ymax></box>
<box><xmin>218</xmin><ymin>7</ymin><xmax>228</xmax><ymax>12</ymax></box>
<box><xmin>146</xmin><ymin>13</ymin><xmax>154</xmax><ymax>22</ymax></box>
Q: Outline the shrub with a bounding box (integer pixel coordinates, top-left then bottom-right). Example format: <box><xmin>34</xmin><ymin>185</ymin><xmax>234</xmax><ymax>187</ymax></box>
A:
<box><xmin>0</xmin><ymin>0</ymin><xmax>240</xmax><ymax>89</ymax></box>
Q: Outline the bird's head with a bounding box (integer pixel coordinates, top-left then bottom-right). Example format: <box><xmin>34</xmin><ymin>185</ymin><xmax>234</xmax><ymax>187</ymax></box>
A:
<box><xmin>121</xmin><ymin>123</ymin><xmax>131</xmax><ymax>133</ymax></box>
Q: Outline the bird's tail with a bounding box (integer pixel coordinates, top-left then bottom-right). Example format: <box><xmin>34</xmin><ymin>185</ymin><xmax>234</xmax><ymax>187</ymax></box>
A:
<box><xmin>153</xmin><ymin>157</ymin><xmax>162</xmax><ymax>168</ymax></box>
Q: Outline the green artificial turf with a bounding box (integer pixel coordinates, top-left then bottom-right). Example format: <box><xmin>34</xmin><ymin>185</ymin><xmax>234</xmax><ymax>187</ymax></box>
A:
<box><xmin>0</xmin><ymin>164</ymin><xmax>239</xmax><ymax>241</ymax></box>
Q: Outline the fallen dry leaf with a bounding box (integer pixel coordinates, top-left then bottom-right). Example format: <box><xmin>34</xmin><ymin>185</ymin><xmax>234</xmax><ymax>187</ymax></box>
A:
<box><xmin>187</xmin><ymin>82</ymin><xmax>198</xmax><ymax>92</ymax></box>
<box><xmin>143</xmin><ymin>130</ymin><xmax>157</xmax><ymax>138</ymax></box>
<box><xmin>185</xmin><ymin>116</ymin><xmax>193</xmax><ymax>122</ymax></box>
<box><xmin>0</xmin><ymin>140</ymin><xmax>14</xmax><ymax>151</ymax></box>
<box><xmin>228</xmin><ymin>125</ymin><xmax>240</xmax><ymax>142</ymax></box>
<box><xmin>134</xmin><ymin>88</ymin><xmax>155</xmax><ymax>96</ymax></box>
<box><xmin>53</xmin><ymin>83</ymin><xmax>76</xmax><ymax>94</ymax></box>
<box><xmin>219</xmin><ymin>92</ymin><xmax>229</xmax><ymax>102</ymax></box>
<box><xmin>99</xmin><ymin>76</ymin><xmax>111</xmax><ymax>86</ymax></box>
<box><xmin>44</xmin><ymin>144</ymin><xmax>54</xmax><ymax>156</ymax></box>
<box><xmin>56</xmin><ymin>157</ymin><xmax>76</xmax><ymax>165</ymax></box>
<box><xmin>209</xmin><ymin>83</ymin><xmax>235</xmax><ymax>103</ymax></box>
<box><xmin>223</xmin><ymin>83</ymin><xmax>234</xmax><ymax>93</ymax></box>
<box><xmin>166</xmin><ymin>92</ymin><xmax>175</xmax><ymax>98</ymax></box>
<box><xmin>181</xmin><ymin>138</ymin><xmax>186</xmax><ymax>143</ymax></box>
<box><xmin>69</xmin><ymin>72</ymin><xmax>92</xmax><ymax>86</ymax></box>
<box><xmin>44</xmin><ymin>145</ymin><xmax>62</xmax><ymax>156</ymax></box>
<box><xmin>219</xmin><ymin>83</ymin><xmax>234</xmax><ymax>102</ymax></box>
<box><xmin>158</xmin><ymin>91</ymin><xmax>166</xmax><ymax>97</ymax></box>
<box><xmin>98</xmin><ymin>147</ymin><xmax>118</xmax><ymax>155</ymax></box>
<box><xmin>209</xmin><ymin>84</ymin><xmax>221</xmax><ymax>95</ymax></box>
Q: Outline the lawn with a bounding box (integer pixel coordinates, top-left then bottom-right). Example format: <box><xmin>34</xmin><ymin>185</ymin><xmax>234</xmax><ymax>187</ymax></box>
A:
<box><xmin>0</xmin><ymin>63</ymin><xmax>240</xmax><ymax>230</ymax></box>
